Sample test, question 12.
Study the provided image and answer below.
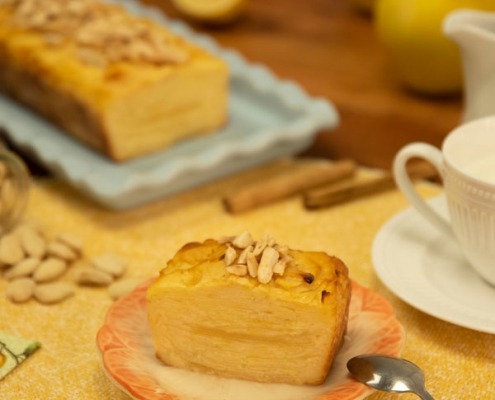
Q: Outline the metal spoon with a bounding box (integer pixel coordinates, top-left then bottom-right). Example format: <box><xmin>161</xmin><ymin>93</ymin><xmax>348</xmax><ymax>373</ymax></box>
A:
<box><xmin>347</xmin><ymin>354</ymin><xmax>435</xmax><ymax>400</ymax></box>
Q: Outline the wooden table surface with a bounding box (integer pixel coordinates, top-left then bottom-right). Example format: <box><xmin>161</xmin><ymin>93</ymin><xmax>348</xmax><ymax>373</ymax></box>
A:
<box><xmin>143</xmin><ymin>0</ymin><xmax>464</xmax><ymax>170</ymax></box>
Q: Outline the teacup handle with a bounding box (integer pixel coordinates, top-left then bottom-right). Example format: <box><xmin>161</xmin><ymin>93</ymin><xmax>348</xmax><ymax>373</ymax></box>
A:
<box><xmin>393</xmin><ymin>143</ymin><xmax>454</xmax><ymax>238</ymax></box>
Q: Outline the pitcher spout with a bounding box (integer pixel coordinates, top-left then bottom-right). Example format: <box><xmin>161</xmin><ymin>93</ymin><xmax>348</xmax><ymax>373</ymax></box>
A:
<box><xmin>443</xmin><ymin>9</ymin><xmax>495</xmax><ymax>47</ymax></box>
<box><xmin>443</xmin><ymin>9</ymin><xmax>495</xmax><ymax>122</ymax></box>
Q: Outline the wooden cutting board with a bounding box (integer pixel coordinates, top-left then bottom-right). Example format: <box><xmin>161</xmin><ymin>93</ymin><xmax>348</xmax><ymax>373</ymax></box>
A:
<box><xmin>142</xmin><ymin>0</ymin><xmax>463</xmax><ymax>169</ymax></box>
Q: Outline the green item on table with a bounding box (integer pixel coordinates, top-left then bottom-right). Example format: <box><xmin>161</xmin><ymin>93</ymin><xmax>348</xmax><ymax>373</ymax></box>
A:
<box><xmin>0</xmin><ymin>332</ymin><xmax>41</xmax><ymax>381</ymax></box>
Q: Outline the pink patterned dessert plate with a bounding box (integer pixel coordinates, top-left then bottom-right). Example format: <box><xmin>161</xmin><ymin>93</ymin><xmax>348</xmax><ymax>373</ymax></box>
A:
<box><xmin>97</xmin><ymin>280</ymin><xmax>405</xmax><ymax>400</ymax></box>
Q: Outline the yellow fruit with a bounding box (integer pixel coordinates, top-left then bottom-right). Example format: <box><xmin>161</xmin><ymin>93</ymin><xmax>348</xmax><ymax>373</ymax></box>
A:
<box><xmin>375</xmin><ymin>0</ymin><xmax>495</xmax><ymax>95</ymax></box>
<box><xmin>171</xmin><ymin>0</ymin><xmax>248</xmax><ymax>24</ymax></box>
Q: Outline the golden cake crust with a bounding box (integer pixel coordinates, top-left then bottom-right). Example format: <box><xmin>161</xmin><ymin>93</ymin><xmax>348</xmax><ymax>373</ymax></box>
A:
<box><xmin>147</xmin><ymin>236</ymin><xmax>352</xmax><ymax>385</ymax></box>
<box><xmin>0</xmin><ymin>0</ymin><xmax>228</xmax><ymax>161</ymax></box>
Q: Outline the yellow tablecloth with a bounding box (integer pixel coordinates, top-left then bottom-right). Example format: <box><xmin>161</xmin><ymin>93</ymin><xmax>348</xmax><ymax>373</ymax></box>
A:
<box><xmin>1</xmin><ymin>164</ymin><xmax>494</xmax><ymax>400</ymax></box>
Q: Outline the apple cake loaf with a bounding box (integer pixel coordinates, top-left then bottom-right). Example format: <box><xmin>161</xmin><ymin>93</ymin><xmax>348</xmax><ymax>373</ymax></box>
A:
<box><xmin>146</xmin><ymin>231</ymin><xmax>352</xmax><ymax>385</ymax></box>
<box><xmin>0</xmin><ymin>0</ymin><xmax>229</xmax><ymax>161</ymax></box>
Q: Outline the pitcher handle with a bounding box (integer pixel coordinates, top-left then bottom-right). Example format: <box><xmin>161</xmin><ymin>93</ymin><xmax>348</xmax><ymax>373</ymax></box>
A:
<box><xmin>393</xmin><ymin>143</ymin><xmax>454</xmax><ymax>238</ymax></box>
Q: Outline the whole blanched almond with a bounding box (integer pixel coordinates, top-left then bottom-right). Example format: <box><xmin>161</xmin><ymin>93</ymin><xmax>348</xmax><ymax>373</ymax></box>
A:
<box><xmin>18</xmin><ymin>226</ymin><xmax>46</xmax><ymax>258</ymax></box>
<box><xmin>56</xmin><ymin>233</ymin><xmax>83</xmax><ymax>254</ymax></box>
<box><xmin>34</xmin><ymin>282</ymin><xmax>74</xmax><ymax>304</ymax></box>
<box><xmin>33</xmin><ymin>258</ymin><xmax>67</xmax><ymax>283</ymax></box>
<box><xmin>6</xmin><ymin>277</ymin><xmax>35</xmax><ymax>303</ymax></box>
<box><xmin>91</xmin><ymin>253</ymin><xmax>127</xmax><ymax>278</ymax></box>
<box><xmin>0</xmin><ymin>233</ymin><xmax>24</xmax><ymax>265</ymax></box>
<box><xmin>74</xmin><ymin>268</ymin><xmax>114</xmax><ymax>286</ymax></box>
<box><xmin>4</xmin><ymin>257</ymin><xmax>41</xmax><ymax>280</ymax></box>
<box><xmin>108</xmin><ymin>278</ymin><xmax>143</xmax><ymax>300</ymax></box>
<box><xmin>46</xmin><ymin>241</ymin><xmax>78</xmax><ymax>261</ymax></box>
<box><xmin>69</xmin><ymin>258</ymin><xmax>91</xmax><ymax>270</ymax></box>
<box><xmin>13</xmin><ymin>221</ymin><xmax>44</xmax><ymax>236</ymax></box>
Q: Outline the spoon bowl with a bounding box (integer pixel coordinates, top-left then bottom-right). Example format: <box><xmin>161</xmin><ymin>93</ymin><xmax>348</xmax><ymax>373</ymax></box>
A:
<box><xmin>347</xmin><ymin>354</ymin><xmax>435</xmax><ymax>400</ymax></box>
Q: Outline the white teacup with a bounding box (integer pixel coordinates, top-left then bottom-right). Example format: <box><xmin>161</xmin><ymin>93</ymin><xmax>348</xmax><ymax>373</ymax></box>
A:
<box><xmin>393</xmin><ymin>116</ymin><xmax>495</xmax><ymax>286</ymax></box>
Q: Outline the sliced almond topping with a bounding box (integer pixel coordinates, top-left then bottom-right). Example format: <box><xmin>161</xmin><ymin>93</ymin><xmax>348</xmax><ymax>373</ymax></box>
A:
<box><xmin>237</xmin><ymin>245</ymin><xmax>253</xmax><ymax>264</ymax></box>
<box><xmin>5</xmin><ymin>0</ymin><xmax>189</xmax><ymax>67</ymax></box>
<box><xmin>275</xmin><ymin>244</ymin><xmax>289</xmax><ymax>257</ymax></box>
<box><xmin>226</xmin><ymin>264</ymin><xmax>248</xmax><ymax>276</ymax></box>
<box><xmin>257</xmin><ymin>247</ymin><xmax>279</xmax><ymax>284</ymax></box>
<box><xmin>221</xmin><ymin>232</ymin><xmax>292</xmax><ymax>283</ymax></box>
<box><xmin>0</xmin><ymin>233</ymin><xmax>24</xmax><ymax>265</ymax></box>
<box><xmin>77</xmin><ymin>47</ymin><xmax>108</xmax><ymax>68</ymax></box>
<box><xmin>273</xmin><ymin>259</ymin><xmax>288</xmax><ymax>275</ymax></box>
<box><xmin>246</xmin><ymin>251</ymin><xmax>258</xmax><ymax>278</ymax></box>
<box><xmin>253</xmin><ymin>234</ymin><xmax>269</xmax><ymax>256</ymax></box>
<box><xmin>224</xmin><ymin>245</ymin><xmax>237</xmax><ymax>266</ymax></box>
<box><xmin>232</xmin><ymin>231</ymin><xmax>253</xmax><ymax>249</ymax></box>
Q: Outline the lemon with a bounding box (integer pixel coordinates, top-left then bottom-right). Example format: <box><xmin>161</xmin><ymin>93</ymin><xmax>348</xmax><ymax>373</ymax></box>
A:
<box><xmin>171</xmin><ymin>0</ymin><xmax>248</xmax><ymax>24</ymax></box>
<box><xmin>375</xmin><ymin>0</ymin><xmax>495</xmax><ymax>95</ymax></box>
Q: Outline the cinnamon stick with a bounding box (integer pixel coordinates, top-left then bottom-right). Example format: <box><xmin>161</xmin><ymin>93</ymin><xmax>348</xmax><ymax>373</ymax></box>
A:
<box><xmin>303</xmin><ymin>161</ymin><xmax>438</xmax><ymax>209</ymax></box>
<box><xmin>223</xmin><ymin>159</ymin><xmax>357</xmax><ymax>214</ymax></box>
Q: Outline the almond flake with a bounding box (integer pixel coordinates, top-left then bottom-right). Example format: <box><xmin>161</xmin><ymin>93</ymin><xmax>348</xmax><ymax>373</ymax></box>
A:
<box><xmin>5</xmin><ymin>0</ymin><xmax>189</xmax><ymax>67</ymax></box>
<box><xmin>253</xmin><ymin>234</ymin><xmax>269</xmax><ymax>256</ymax></box>
<box><xmin>232</xmin><ymin>231</ymin><xmax>253</xmax><ymax>249</ymax></box>
<box><xmin>246</xmin><ymin>251</ymin><xmax>258</xmax><ymax>278</ymax></box>
<box><xmin>257</xmin><ymin>247</ymin><xmax>279</xmax><ymax>284</ymax></box>
<box><xmin>224</xmin><ymin>246</ymin><xmax>237</xmax><ymax>266</ymax></box>
<box><xmin>237</xmin><ymin>245</ymin><xmax>253</xmax><ymax>264</ymax></box>
<box><xmin>273</xmin><ymin>259</ymin><xmax>288</xmax><ymax>275</ymax></box>
<box><xmin>226</xmin><ymin>264</ymin><xmax>248</xmax><ymax>276</ymax></box>
<box><xmin>221</xmin><ymin>232</ymin><xmax>292</xmax><ymax>283</ymax></box>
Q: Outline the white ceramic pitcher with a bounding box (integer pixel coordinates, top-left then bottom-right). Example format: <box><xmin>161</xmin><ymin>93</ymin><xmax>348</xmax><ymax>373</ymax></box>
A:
<box><xmin>444</xmin><ymin>9</ymin><xmax>495</xmax><ymax>122</ymax></box>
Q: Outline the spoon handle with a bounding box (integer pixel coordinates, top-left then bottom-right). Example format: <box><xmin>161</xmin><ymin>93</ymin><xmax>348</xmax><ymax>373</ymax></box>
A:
<box><xmin>417</xmin><ymin>388</ymin><xmax>436</xmax><ymax>400</ymax></box>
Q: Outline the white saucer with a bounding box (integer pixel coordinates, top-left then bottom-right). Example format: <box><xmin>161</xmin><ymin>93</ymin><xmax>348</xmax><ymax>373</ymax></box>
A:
<box><xmin>372</xmin><ymin>196</ymin><xmax>495</xmax><ymax>334</ymax></box>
